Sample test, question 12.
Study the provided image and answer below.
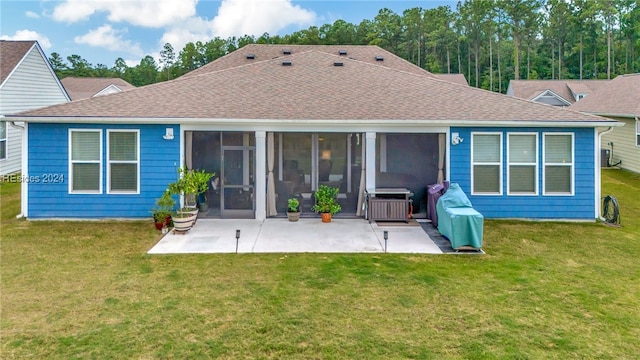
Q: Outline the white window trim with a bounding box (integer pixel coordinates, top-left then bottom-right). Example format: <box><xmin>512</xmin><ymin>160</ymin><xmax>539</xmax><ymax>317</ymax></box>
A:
<box><xmin>107</xmin><ymin>129</ymin><xmax>140</xmax><ymax>194</ymax></box>
<box><xmin>507</xmin><ymin>132</ymin><xmax>538</xmax><ymax>196</ymax></box>
<box><xmin>542</xmin><ymin>132</ymin><xmax>574</xmax><ymax>196</ymax></box>
<box><xmin>471</xmin><ymin>132</ymin><xmax>503</xmax><ymax>196</ymax></box>
<box><xmin>0</xmin><ymin>121</ymin><xmax>6</xmax><ymax>161</ymax></box>
<box><xmin>636</xmin><ymin>119</ymin><xmax>640</xmax><ymax>147</ymax></box>
<box><xmin>69</xmin><ymin>129</ymin><xmax>103</xmax><ymax>194</ymax></box>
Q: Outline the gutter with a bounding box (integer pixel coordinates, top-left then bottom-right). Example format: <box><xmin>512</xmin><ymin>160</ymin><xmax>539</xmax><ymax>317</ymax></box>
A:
<box><xmin>596</xmin><ymin>126</ymin><xmax>615</xmax><ymax>222</ymax></box>
<box><xmin>4</xmin><ymin>115</ymin><xmax>624</xmax><ymax>129</ymax></box>
<box><xmin>8</xmin><ymin>120</ymin><xmax>24</xmax><ymax>130</ymax></box>
<box><xmin>7</xmin><ymin>119</ymin><xmax>26</xmax><ymax>219</ymax></box>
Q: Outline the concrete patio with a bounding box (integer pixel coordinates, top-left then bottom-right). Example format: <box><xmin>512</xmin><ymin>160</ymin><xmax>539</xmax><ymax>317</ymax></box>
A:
<box><xmin>148</xmin><ymin>218</ymin><xmax>443</xmax><ymax>254</ymax></box>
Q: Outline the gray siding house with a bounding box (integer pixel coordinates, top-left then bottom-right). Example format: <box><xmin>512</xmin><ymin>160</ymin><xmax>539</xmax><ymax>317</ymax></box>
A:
<box><xmin>0</xmin><ymin>40</ymin><xmax>70</xmax><ymax>175</ymax></box>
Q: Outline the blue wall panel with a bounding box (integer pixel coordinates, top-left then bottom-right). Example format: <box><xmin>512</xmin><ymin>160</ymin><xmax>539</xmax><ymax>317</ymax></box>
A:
<box><xmin>28</xmin><ymin>123</ymin><xmax>181</xmax><ymax>218</ymax></box>
<box><xmin>449</xmin><ymin>127</ymin><xmax>595</xmax><ymax>220</ymax></box>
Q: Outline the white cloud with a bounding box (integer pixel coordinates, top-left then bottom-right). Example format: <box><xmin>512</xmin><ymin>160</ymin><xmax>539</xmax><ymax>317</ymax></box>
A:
<box><xmin>48</xmin><ymin>0</ymin><xmax>316</xmax><ymax>67</ymax></box>
<box><xmin>160</xmin><ymin>17</ymin><xmax>215</xmax><ymax>56</ymax></box>
<box><xmin>124</xmin><ymin>59</ymin><xmax>140</xmax><ymax>67</ymax></box>
<box><xmin>52</xmin><ymin>0</ymin><xmax>197</xmax><ymax>28</ymax></box>
<box><xmin>25</xmin><ymin>11</ymin><xmax>40</xmax><ymax>19</ymax></box>
<box><xmin>51</xmin><ymin>0</ymin><xmax>99</xmax><ymax>23</ymax></box>
<box><xmin>211</xmin><ymin>0</ymin><xmax>316</xmax><ymax>38</ymax></box>
<box><xmin>74</xmin><ymin>25</ymin><xmax>143</xmax><ymax>57</ymax></box>
<box><xmin>158</xmin><ymin>0</ymin><xmax>316</xmax><ymax>55</ymax></box>
<box><xmin>0</xmin><ymin>29</ymin><xmax>52</xmax><ymax>49</ymax></box>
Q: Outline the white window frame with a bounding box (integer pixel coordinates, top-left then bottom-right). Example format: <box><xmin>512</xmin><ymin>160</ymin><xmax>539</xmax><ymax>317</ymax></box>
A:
<box><xmin>636</xmin><ymin>119</ymin><xmax>639</xmax><ymax>147</ymax></box>
<box><xmin>0</xmin><ymin>121</ymin><xmax>6</xmax><ymax>161</ymax></box>
<box><xmin>69</xmin><ymin>129</ymin><xmax>103</xmax><ymax>194</ymax></box>
<box><xmin>507</xmin><ymin>133</ymin><xmax>538</xmax><ymax>196</ymax></box>
<box><xmin>471</xmin><ymin>132</ymin><xmax>503</xmax><ymax>196</ymax></box>
<box><xmin>543</xmin><ymin>132</ymin><xmax>574</xmax><ymax>196</ymax></box>
<box><xmin>107</xmin><ymin>129</ymin><xmax>140</xmax><ymax>194</ymax></box>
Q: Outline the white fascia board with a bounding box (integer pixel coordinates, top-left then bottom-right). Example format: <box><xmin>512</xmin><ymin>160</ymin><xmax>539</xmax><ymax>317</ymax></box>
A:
<box><xmin>7</xmin><ymin>116</ymin><xmax>624</xmax><ymax>129</ymax></box>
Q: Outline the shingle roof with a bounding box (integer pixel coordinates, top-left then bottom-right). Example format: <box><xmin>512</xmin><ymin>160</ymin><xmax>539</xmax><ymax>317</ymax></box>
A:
<box><xmin>569</xmin><ymin>73</ymin><xmax>640</xmax><ymax>117</ymax></box>
<box><xmin>181</xmin><ymin>44</ymin><xmax>438</xmax><ymax>78</ymax></box>
<box><xmin>509</xmin><ymin>79</ymin><xmax>608</xmax><ymax>103</ymax></box>
<box><xmin>0</xmin><ymin>40</ymin><xmax>36</xmax><ymax>85</ymax></box>
<box><xmin>434</xmin><ymin>73</ymin><xmax>468</xmax><ymax>86</ymax></box>
<box><xmin>60</xmin><ymin>77</ymin><xmax>136</xmax><ymax>100</ymax></box>
<box><xmin>16</xmin><ymin>46</ymin><xmax>611</xmax><ymax>124</ymax></box>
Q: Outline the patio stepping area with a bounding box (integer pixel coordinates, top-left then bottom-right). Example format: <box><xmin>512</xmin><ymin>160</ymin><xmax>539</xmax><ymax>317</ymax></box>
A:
<box><xmin>148</xmin><ymin>218</ymin><xmax>443</xmax><ymax>254</ymax></box>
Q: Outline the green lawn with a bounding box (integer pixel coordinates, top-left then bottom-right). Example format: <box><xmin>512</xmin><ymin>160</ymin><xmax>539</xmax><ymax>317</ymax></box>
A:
<box><xmin>1</xmin><ymin>169</ymin><xmax>639</xmax><ymax>359</ymax></box>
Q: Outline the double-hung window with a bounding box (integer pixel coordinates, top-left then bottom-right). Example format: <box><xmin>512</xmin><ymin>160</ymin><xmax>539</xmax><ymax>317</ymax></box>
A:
<box><xmin>70</xmin><ymin>129</ymin><xmax>102</xmax><ymax>193</ymax></box>
<box><xmin>543</xmin><ymin>133</ymin><xmax>574</xmax><ymax>195</ymax></box>
<box><xmin>107</xmin><ymin>130</ymin><xmax>139</xmax><ymax>193</ymax></box>
<box><xmin>508</xmin><ymin>133</ymin><xmax>538</xmax><ymax>195</ymax></box>
<box><xmin>472</xmin><ymin>133</ymin><xmax>502</xmax><ymax>195</ymax></box>
<box><xmin>636</xmin><ymin>120</ymin><xmax>639</xmax><ymax>147</ymax></box>
<box><xmin>0</xmin><ymin>121</ymin><xmax>6</xmax><ymax>160</ymax></box>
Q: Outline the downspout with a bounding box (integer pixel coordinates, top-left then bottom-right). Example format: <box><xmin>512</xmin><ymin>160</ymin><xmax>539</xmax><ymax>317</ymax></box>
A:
<box><xmin>596</xmin><ymin>126</ymin><xmax>614</xmax><ymax>222</ymax></box>
<box><xmin>8</xmin><ymin>120</ymin><xmax>26</xmax><ymax>218</ymax></box>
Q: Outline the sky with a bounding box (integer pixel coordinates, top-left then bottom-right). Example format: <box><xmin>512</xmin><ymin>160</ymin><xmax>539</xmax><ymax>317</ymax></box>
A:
<box><xmin>1</xmin><ymin>1</ymin><xmax>457</xmax><ymax>68</ymax></box>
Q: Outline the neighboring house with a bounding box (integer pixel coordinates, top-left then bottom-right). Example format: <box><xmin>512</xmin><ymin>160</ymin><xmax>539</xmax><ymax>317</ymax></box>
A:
<box><xmin>0</xmin><ymin>40</ymin><xmax>70</xmax><ymax>175</ymax></box>
<box><xmin>507</xmin><ymin>79</ymin><xmax>609</xmax><ymax>107</ymax></box>
<box><xmin>60</xmin><ymin>77</ymin><xmax>135</xmax><ymax>101</ymax></box>
<box><xmin>10</xmin><ymin>44</ymin><xmax>620</xmax><ymax>221</ymax></box>
<box><xmin>569</xmin><ymin>73</ymin><xmax>640</xmax><ymax>174</ymax></box>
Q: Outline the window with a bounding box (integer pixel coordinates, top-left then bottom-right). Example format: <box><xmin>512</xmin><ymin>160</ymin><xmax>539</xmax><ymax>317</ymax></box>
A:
<box><xmin>0</xmin><ymin>121</ymin><xmax>6</xmax><ymax>160</ymax></box>
<box><xmin>508</xmin><ymin>133</ymin><xmax>538</xmax><ymax>195</ymax></box>
<box><xmin>543</xmin><ymin>133</ymin><xmax>573</xmax><ymax>195</ymax></box>
<box><xmin>107</xmin><ymin>130</ymin><xmax>139</xmax><ymax>193</ymax></box>
<box><xmin>636</xmin><ymin>120</ymin><xmax>640</xmax><ymax>147</ymax></box>
<box><xmin>70</xmin><ymin>130</ymin><xmax>101</xmax><ymax>193</ymax></box>
<box><xmin>472</xmin><ymin>133</ymin><xmax>502</xmax><ymax>195</ymax></box>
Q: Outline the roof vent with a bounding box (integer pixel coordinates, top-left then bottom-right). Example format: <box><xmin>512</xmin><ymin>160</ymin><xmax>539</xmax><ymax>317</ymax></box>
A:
<box><xmin>333</xmin><ymin>62</ymin><xmax>344</xmax><ymax>67</ymax></box>
<box><xmin>283</xmin><ymin>49</ymin><xmax>292</xmax><ymax>55</ymax></box>
<box><xmin>338</xmin><ymin>50</ymin><xmax>347</xmax><ymax>56</ymax></box>
<box><xmin>282</xmin><ymin>61</ymin><xmax>292</xmax><ymax>66</ymax></box>
<box><xmin>375</xmin><ymin>56</ymin><xmax>384</xmax><ymax>61</ymax></box>
<box><xmin>246</xmin><ymin>54</ymin><xmax>255</xmax><ymax>59</ymax></box>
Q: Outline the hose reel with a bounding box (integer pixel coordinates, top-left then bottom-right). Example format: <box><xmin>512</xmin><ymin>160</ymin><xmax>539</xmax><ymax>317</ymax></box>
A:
<box><xmin>602</xmin><ymin>195</ymin><xmax>621</xmax><ymax>226</ymax></box>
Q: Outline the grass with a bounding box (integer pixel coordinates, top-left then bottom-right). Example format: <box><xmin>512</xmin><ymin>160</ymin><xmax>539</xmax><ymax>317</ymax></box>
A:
<box><xmin>1</xmin><ymin>169</ymin><xmax>639</xmax><ymax>359</ymax></box>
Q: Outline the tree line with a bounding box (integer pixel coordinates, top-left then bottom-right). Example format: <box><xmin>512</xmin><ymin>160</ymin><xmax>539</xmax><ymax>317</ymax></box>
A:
<box><xmin>49</xmin><ymin>0</ymin><xmax>640</xmax><ymax>93</ymax></box>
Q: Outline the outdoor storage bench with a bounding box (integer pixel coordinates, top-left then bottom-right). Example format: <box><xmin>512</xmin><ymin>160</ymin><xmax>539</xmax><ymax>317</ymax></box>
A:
<box><xmin>435</xmin><ymin>183</ymin><xmax>483</xmax><ymax>250</ymax></box>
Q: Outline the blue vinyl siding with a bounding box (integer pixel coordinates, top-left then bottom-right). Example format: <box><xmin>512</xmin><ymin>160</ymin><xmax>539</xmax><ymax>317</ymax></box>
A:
<box><xmin>450</xmin><ymin>127</ymin><xmax>595</xmax><ymax>219</ymax></box>
<box><xmin>28</xmin><ymin>123</ymin><xmax>180</xmax><ymax>218</ymax></box>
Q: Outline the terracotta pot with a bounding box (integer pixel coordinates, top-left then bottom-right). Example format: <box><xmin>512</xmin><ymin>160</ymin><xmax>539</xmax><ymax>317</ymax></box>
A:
<box><xmin>154</xmin><ymin>216</ymin><xmax>171</xmax><ymax>230</ymax></box>
<box><xmin>321</xmin><ymin>213</ymin><xmax>332</xmax><ymax>223</ymax></box>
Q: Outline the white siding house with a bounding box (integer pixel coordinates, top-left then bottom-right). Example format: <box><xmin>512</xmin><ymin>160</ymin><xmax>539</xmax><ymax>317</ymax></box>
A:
<box><xmin>569</xmin><ymin>74</ymin><xmax>640</xmax><ymax>174</ymax></box>
<box><xmin>0</xmin><ymin>40</ymin><xmax>70</xmax><ymax>175</ymax></box>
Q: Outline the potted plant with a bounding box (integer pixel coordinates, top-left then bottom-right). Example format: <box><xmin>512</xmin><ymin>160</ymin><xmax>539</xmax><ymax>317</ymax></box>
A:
<box><xmin>152</xmin><ymin>191</ymin><xmax>175</xmax><ymax>230</ymax></box>
<box><xmin>311</xmin><ymin>185</ymin><xmax>341</xmax><ymax>222</ymax></box>
<box><xmin>168</xmin><ymin>166</ymin><xmax>215</xmax><ymax>212</ymax></box>
<box><xmin>287</xmin><ymin>197</ymin><xmax>300</xmax><ymax>222</ymax></box>
<box><xmin>171</xmin><ymin>211</ymin><xmax>197</xmax><ymax>232</ymax></box>
<box><xmin>190</xmin><ymin>169</ymin><xmax>216</xmax><ymax>213</ymax></box>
